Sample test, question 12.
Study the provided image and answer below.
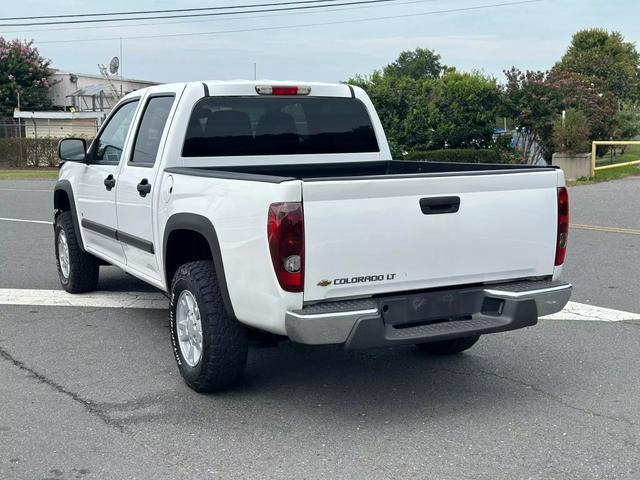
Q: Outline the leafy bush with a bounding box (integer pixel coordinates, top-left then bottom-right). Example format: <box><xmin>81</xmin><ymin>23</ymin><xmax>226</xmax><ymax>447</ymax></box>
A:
<box><xmin>404</xmin><ymin>148</ymin><xmax>521</xmax><ymax>164</ymax></box>
<box><xmin>0</xmin><ymin>137</ymin><xmax>62</xmax><ymax>168</ymax></box>
<box><xmin>0</xmin><ymin>135</ymin><xmax>95</xmax><ymax>168</ymax></box>
<box><xmin>552</xmin><ymin>109</ymin><xmax>591</xmax><ymax>154</ymax></box>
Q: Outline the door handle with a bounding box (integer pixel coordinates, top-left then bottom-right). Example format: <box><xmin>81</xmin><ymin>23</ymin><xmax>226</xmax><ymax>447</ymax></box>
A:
<box><xmin>419</xmin><ymin>196</ymin><xmax>460</xmax><ymax>215</ymax></box>
<box><xmin>137</xmin><ymin>178</ymin><xmax>152</xmax><ymax>197</ymax></box>
<box><xmin>104</xmin><ymin>174</ymin><xmax>116</xmax><ymax>191</ymax></box>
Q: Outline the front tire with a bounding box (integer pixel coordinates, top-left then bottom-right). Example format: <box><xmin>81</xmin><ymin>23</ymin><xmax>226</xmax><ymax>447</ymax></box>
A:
<box><xmin>415</xmin><ymin>335</ymin><xmax>480</xmax><ymax>355</ymax></box>
<box><xmin>54</xmin><ymin>211</ymin><xmax>99</xmax><ymax>293</ymax></box>
<box><xmin>170</xmin><ymin>260</ymin><xmax>248</xmax><ymax>392</ymax></box>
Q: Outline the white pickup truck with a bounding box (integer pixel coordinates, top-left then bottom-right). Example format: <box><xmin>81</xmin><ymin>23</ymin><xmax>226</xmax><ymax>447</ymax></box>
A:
<box><xmin>54</xmin><ymin>80</ymin><xmax>571</xmax><ymax>392</ymax></box>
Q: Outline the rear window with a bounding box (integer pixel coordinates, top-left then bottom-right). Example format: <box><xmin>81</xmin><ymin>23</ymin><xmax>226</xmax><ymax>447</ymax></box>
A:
<box><xmin>182</xmin><ymin>96</ymin><xmax>379</xmax><ymax>157</ymax></box>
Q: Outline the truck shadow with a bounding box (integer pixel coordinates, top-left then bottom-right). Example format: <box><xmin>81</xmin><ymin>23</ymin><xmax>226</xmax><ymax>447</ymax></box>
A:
<box><xmin>220</xmin><ymin>339</ymin><xmax>564</xmax><ymax>424</ymax></box>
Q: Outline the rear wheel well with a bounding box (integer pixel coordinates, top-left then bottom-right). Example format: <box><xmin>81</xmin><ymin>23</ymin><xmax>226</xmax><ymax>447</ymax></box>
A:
<box><xmin>165</xmin><ymin>229</ymin><xmax>213</xmax><ymax>287</ymax></box>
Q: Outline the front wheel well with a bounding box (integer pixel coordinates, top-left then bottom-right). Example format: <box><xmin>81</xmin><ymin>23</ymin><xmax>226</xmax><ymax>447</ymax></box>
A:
<box><xmin>164</xmin><ymin>229</ymin><xmax>213</xmax><ymax>287</ymax></box>
<box><xmin>54</xmin><ymin>189</ymin><xmax>71</xmax><ymax>213</ymax></box>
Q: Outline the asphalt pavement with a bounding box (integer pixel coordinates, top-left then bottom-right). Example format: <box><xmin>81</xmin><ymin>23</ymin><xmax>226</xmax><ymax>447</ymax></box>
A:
<box><xmin>0</xmin><ymin>177</ymin><xmax>639</xmax><ymax>479</ymax></box>
<box><xmin>562</xmin><ymin>175</ymin><xmax>640</xmax><ymax>312</ymax></box>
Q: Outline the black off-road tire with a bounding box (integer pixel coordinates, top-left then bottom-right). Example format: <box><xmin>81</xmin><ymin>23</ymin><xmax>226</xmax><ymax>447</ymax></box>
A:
<box><xmin>415</xmin><ymin>335</ymin><xmax>480</xmax><ymax>355</ymax></box>
<box><xmin>170</xmin><ymin>260</ymin><xmax>248</xmax><ymax>392</ymax></box>
<box><xmin>54</xmin><ymin>211</ymin><xmax>99</xmax><ymax>293</ymax></box>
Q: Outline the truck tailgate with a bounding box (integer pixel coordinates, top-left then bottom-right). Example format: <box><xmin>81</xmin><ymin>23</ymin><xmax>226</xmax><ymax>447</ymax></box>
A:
<box><xmin>302</xmin><ymin>170</ymin><xmax>559</xmax><ymax>302</ymax></box>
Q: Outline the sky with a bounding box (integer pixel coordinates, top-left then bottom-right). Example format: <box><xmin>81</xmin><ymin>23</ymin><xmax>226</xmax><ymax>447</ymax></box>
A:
<box><xmin>1</xmin><ymin>0</ymin><xmax>640</xmax><ymax>84</ymax></box>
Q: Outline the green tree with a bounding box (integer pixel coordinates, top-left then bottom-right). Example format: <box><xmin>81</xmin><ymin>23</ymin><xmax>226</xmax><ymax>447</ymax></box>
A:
<box><xmin>555</xmin><ymin>28</ymin><xmax>640</xmax><ymax>101</ymax></box>
<box><xmin>610</xmin><ymin>101</ymin><xmax>640</xmax><ymax>140</ymax></box>
<box><xmin>349</xmin><ymin>71</ymin><xmax>424</xmax><ymax>156</ymax></box>
<box><xmin>425</xmin><ymin>70</ymin><xmax>502</xmax><ymax>149</ymax></box>
<box><xmin>382</xmin><ymin>47</ymin><xmax>445</xmax><ymax>80</ymax></box>
<box><xmin>0</xmin><ymin>38</ymin><xmax>53</xmax><ymax>114</ymax></box>
<box><xmin>349</xmin><ymin>49</ymin><xmax>500</xmax><ymax>155</ymax></box>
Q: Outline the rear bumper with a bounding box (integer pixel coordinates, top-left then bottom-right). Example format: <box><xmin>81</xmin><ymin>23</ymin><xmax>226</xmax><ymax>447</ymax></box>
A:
<box><xmin>285</xmin><ymin>279</ymin><xmax>571</xmax><ymax>349</ymax></box>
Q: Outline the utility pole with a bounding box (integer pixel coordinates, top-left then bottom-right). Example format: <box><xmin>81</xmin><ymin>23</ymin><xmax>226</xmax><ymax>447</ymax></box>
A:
<box><xmin>119</xmin><ymin>37</ymin><xmax>124</xmax><ymax>96</ymax></box>
<box><xmin>16</xmin><ymin>90</ymin><xmax>21</xmax><ymax>138</ymax></box>
<box><xmin>16</xmin><ymin>89</ymin><xmax>22</xmax><ymax>165</ymax></box>
<box><xmin>254</xmin><ymin>62</ymin><xmax>257</xmax><ymax>80</ymax></box>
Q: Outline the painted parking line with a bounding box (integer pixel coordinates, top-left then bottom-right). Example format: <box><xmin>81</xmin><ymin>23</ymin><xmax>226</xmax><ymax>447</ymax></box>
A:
<box><xmin>0</xmin><ymin>217</ymin><xmax>52</xmax><ymax>225</ymax></box>
<box><xmin>0</xmin><ymin>289</ymin><xmax>167</xmax><ymax>309</ymax></box>
<box><xmin>0</xmin><ymin>188</ymin><xmax>52</xmax><ymax>193</ymax></box>
<box><xmin>571</xmin><ymin>223</ymin><xmax>640</xmax><ymax>236</ymax></box>
<box><xmin>542</xmin><ymin>301</ymin><xmax>639</xmax><ymax>321</ymax></box>
<box><xmin>0</xmin><ymin>289</ymin><xmax>637</xmax><ymax>321</ymax></box>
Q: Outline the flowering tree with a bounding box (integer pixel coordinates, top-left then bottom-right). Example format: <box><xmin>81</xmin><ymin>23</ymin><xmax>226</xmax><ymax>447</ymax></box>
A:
<box><xmin>502</xmin><ymin>67</ymin><xmax>617</xmax><ymax>163</ymax></box>
<box><xmin>0</xmin><ymin>38</ymin><xmax>53</xmax><ymax>114</ymax></box>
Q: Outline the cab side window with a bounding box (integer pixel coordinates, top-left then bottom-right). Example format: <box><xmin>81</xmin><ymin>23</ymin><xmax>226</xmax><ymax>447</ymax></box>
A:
<box><xmin>130</xmin><ymin>96</ymin><xmax>175</xmax><ymax>166</ymax></box>
<box><xmin>91</xmin><ymin>100</ymin><xmax>139</xmax><ymax>164</ymax></box>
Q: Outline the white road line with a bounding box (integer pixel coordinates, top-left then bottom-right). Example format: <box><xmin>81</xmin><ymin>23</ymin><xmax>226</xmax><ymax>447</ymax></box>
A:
<box><xmin>542</xmin><ymin>301</ymin><xmax>639</xmax><ymax>322</ymax></box>
<box><xmin>0</xmin><ymin>217</ymin><xmax>52</xmax><ymax>225</ymax></box>
<box><xmin>0</xmin><ymin>188</ymin><xmax>51</xmax><ymax>193</ymax></box>
<box><xmin>0</xmin><ymin>289</ymin><xmax>637</xmax><ymax>321</ymax></box>
<box><xmin>0</xmin><ymin>289</ymin><xmax>167</xmax><ymax>309</ymax></box>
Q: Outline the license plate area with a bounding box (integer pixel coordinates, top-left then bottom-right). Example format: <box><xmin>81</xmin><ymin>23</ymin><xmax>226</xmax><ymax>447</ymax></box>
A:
<box><xmin>378</xmin><ymin>288</ymin><xmax>501</xmax><ymax>328</ymax></box>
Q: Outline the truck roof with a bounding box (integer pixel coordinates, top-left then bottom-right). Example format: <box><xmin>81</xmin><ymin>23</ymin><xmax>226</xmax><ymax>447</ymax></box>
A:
<box><xmin>125</xmin><ymin>80</ymin><xmax>354</xmax><ymax>100</ymax></box>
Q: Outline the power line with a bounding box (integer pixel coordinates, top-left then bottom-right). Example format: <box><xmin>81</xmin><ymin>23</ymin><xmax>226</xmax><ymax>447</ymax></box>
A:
<box><xmin>0</xmin><ymin>0</ymin><xmax>408</xmax><ymax>27</ymax></box>
<box><xmin>0</xmin><ymin>0</ymin><xmax>438</xmax><ymax>35</ymax></box>
<box><xmin>34</xmin><ymin>0</ymin><xmax>543</xmax><ymax>45</ymax></box>
<box><xmin>0</xmin><ymin>0</ymin><xmax>343</xmax><ymax>21</ymax></box>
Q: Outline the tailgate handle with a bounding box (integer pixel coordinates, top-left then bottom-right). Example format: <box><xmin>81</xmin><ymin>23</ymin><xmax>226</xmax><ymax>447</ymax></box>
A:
<box><xmin>420</xmin><ymin>196</ymin><xmax>460</xmax><ymax>215</ymax></box>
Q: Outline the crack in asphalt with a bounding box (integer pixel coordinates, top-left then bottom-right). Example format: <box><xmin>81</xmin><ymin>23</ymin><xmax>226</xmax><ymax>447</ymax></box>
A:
<box><xmin>0</xmin><ymin>345</ymin><xmax>126</xmax><ymax>433</ymax></box>
<box><xmin>434</xmin><ymin>365</ymin><xmax>640</xmax><ymax>452</ymax></box>
<box><xmin>441</xmin><ymin>365</ymin><xmax>639</xmax><ymax>427</ymax></box>
<box><xmin>0</xmin><ymin>344</ymin><xmax>195</xmax><ymax>476</ymax></box>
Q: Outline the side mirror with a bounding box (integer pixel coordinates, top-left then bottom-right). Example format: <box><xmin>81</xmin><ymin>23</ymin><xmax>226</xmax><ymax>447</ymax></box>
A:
<box><xmin>58</xmin><ymin>138</ymin><xmax>87</xmax><ymax>162</ymax></box>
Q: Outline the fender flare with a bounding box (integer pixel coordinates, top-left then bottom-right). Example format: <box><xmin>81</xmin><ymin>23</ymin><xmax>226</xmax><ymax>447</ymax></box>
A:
<box><xmin>163</xmin><ymin>213</ymin><xmax>235</xmax><ymax>318</ymax></box>
<box><xmin>53</xmin><ymin>179</ymin><xmax>85</xmax><ymax>251</ymax></box>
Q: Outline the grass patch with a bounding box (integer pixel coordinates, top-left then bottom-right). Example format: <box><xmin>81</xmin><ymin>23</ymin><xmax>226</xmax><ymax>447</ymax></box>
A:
<box><xmin>619</xmin><ymin>145</ymin><xmax>640</xmax><ymax>163</ymax></box>
<box><xmin>0</xmin><ymin>168</ymin><xmax>59</xmax><ymax>180</ymax></box>
<box><xmin>569</xmin><ymin>164</ymin><xmax>640</xmax><ymax>186</ymax></box>
<box><xmin>595</xmin><ymin>144</ymin><xmax>640</xmax><ymax>166</ymax></box>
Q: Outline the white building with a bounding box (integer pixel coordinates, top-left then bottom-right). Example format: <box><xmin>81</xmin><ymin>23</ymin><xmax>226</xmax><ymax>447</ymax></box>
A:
<box><xmin>10</xmin><ymin>69</ymin><xmax>159</xmax><ymax>139</ymax></box>
<box><xmin>12</xmin><ymin>111</ymin><xmax>104</xmax><ymax>139</ymax></box>
<box><xmin>49</xmin><ymin>69</ymin><xmax>158</xmax><ymax>112</ymax></box>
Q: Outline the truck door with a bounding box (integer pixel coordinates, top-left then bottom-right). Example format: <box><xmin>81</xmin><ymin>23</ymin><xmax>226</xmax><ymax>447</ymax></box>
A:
<box><xmin>75</xmin><ymin>98</ymin><xmax>140</xmax><ymax>264</ymax></box>
<box><xmin>115</xmin><ymin>87</ymin><xmax>183</xmax><ymax>281</ymax></box>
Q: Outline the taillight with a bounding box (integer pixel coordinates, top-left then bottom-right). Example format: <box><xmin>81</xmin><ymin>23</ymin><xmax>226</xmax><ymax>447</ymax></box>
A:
<box><xmin>555</xmin><ymin>187</ymin><xmax>569</xmax><ymax>266</ymax></box>
<box><xmin>255</xmin><ymin>85</ymin><xmax>311</xmax><ymax>96</ymax></box>
<box><xmin>268</xmin><ymin>202</ymin><xmax>304</xmax><ymax>292</ymax></box>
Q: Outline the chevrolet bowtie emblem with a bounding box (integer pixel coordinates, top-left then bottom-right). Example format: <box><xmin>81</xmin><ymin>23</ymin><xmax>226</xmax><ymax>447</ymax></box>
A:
<box><xmin>317</xmin><ymin>279</ymin><xmax>332</xmax><ymax>287</ymax></box>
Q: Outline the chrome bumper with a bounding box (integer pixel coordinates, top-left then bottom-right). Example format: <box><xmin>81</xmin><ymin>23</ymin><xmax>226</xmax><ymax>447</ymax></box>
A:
<box><xmin>286</xmin><ymin>280</ymin><xmax>572</xmax><ymax>349</ymax></box>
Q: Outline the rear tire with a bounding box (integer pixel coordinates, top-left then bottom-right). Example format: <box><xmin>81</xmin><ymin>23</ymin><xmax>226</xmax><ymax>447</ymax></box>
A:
<box><xmin>170</xmin><ymin>260</ymin><xmax>248</xmax><ymax>392</ymax></box>
<box><xmin>415</xmin><ymin>335</ymin><xmax>480</xmax><ymax>355</ymax></box>
<box><xmin>54</xmin><ymin>211</ymin><xmax>99</xmax><ymax>293</ymax></box>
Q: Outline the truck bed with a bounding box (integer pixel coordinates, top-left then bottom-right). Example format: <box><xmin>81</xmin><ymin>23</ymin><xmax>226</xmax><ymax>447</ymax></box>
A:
<box><xmin>165</xmin><ymin>160</ymin><xmax>556</xmax><ymax>183</ymax></box>
<box><xmin>165</xmin><ymin>160</ymin><xmax>561</xmax><ymax>303</ymax></box>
